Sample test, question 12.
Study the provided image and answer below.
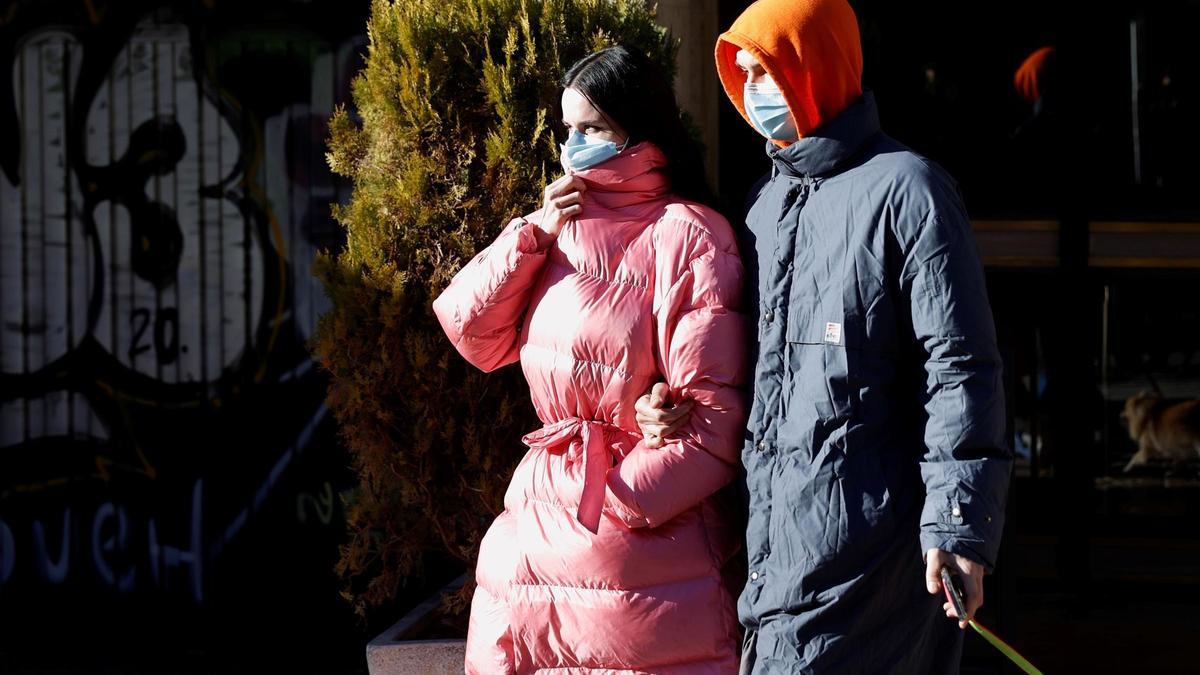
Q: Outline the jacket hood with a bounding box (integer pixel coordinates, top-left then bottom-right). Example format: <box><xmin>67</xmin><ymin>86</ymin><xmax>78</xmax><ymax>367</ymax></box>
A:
<box><xmin>1014</xmin><ymin>46</ymin><xmax>1056</xmax><ymax>104</ymax></box>
<box><xmin>715</xmin><ymin>0</ymin><xmax>863</xmax><ymax>144</ymax></box>
<box><xmin>769</xmin><ymin>91</ymin><xmax>879</xmax><ymax>178</ymax></box>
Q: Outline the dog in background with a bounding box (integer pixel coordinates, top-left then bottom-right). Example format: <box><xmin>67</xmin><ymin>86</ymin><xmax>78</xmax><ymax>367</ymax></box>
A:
<box><xmin>1121</xmin><ymin>391</ymin><xmax>1200</xmax><ymax>472</ymax></box>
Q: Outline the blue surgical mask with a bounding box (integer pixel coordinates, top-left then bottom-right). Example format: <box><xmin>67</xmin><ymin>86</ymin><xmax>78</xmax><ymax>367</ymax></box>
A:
<box><xmin>560</xmin><ymin>128</ymin><xmax>628</xmax><ymax>171</ymax></box>
<box><xmin>744</xmin><ymin>80</ymin><xmax>798</xmax><ymax>141</ymax></box>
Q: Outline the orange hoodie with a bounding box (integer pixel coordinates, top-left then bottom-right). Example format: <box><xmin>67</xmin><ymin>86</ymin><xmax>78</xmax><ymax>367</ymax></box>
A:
<box><xmin>1014</xmin><ymin>46</ymin><xmax>1055</xmax><ymax>103</ymax></box>
<box><xmin>715</xmin><ymin>0</ymin><xmax>863</xmax><ymax>143</ymax></box>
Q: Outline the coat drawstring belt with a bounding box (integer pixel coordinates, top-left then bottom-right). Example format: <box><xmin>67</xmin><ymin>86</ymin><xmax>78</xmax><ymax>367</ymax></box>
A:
<box><xmin>521</xmin><ymin>418</ymin><xmax>618</xmax><ymax>534</ymax></box>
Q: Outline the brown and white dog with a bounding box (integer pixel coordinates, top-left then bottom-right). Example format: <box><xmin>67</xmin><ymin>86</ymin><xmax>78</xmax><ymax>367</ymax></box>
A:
<box><xmin>1121</xmin><ymin>391</ymin><xmax>1200</xmax><ymax>472</ymax></box>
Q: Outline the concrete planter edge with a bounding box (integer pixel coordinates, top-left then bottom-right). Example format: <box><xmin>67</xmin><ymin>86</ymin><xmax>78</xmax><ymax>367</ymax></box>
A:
<box><xmin>365</xmin><ymin>574</ymin><xmax>468</xmax><ymax>675</ymax></box>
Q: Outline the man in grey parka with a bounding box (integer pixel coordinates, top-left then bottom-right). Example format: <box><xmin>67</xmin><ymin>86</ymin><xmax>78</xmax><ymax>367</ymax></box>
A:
<box><xmin>636</xmin><ymin>0</ymin><xmax>1013</xmax><ymax>672</ymax></box>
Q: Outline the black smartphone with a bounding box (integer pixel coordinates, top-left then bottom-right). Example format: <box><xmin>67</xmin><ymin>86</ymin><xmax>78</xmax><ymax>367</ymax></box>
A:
<box><xmin>940</xmin><ymin>566</ymin><xmax>969</xmax><ymax>623</ymax></box>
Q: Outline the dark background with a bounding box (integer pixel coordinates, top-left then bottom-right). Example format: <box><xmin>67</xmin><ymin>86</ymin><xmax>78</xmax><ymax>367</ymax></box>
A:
<box><xmin>0</xmin><ymin>0</ymin><xmax>372</xmax><ymax>672</ymax></box>
<box><xmin>2</xmin><ymin>0</ymin><xmax>1198</xmax><ymax>673</ymax></box>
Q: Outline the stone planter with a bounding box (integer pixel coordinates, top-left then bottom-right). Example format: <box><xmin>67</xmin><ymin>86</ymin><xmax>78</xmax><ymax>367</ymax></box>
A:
<box><xmin>366</xmin><ymin>575</ymin><xmax>468</xmax><ymax>675</ymax></box>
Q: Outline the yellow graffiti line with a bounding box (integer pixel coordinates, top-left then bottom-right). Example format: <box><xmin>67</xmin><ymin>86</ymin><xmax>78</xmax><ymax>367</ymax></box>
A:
<box><xmin>82</xmin><ymin>0</ymin><xmax>102</xmax><ymax>25</ymax></box>
<box><xmin>0</xmin><ymin>4</ymin><xmax>21</xmax><ymax>28</ymax></box>
<box><xmin>137</xmin><ymin>447</ymin><xmax>157</xmax><ymax>479</ymax></box>
<box><xmin>93</xmin><ymin>379</ymin><xmax>204</xmax><ymax>410</ymax></box>
<box><xmin>93</xmin><ymin>455</ymin><xmax>155</xmax><ymax>481</ymax></box>
<box><xmin>94</xmin><ymin>379</ymin><xmax>162</xmax><ymax>480</ymax></box>
<box><xmin>242</xmin><ymin>110</ymin><xmax>289</xmax><ymax>384</ymax></box>
<box><xmin>2</xmin><ymin>460</ymin><xmax>156</xmax><ymax>500</ymax></box>
<box><xmin>95</xmin><ymin>455</ymin><xmax>113</xmax><ymax>481</ymax></box>
<box><xmin>137</xmin><ymin>148</ymin><xmax>168</xmax><ymax>167</ymax></box>
<box><xmin>4</xmin><ymin>473</ymin><xmax>91</xmax><ymax>499</ymax></box>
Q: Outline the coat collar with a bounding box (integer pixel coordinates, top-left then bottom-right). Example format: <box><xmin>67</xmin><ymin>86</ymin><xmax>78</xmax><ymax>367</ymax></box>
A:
<box><xmin>566</xmin><ymin>142</ymin><xmax>671</xmax><ymax>210</ymax></box>
<box><xmin>768</xmin><ymin>91</ymin><xmax>881</xmax><ymax>179</ymax></box>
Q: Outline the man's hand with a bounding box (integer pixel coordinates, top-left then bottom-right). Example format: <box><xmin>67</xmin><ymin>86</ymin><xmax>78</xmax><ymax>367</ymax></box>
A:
<box><xmin>634</xmin><ymin>382</ymin><xmax>693</xmax><ymax>448</ymax></box>
<box><xmin>925</xmin><ymin>548</ymin><xmax>985</xmax><ymax>629</ymax></box>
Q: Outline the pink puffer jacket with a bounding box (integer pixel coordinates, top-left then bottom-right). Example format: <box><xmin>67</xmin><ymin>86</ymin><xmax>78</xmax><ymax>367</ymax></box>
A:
<box><xmin>433</xmin><ymin>143</ymin><xmax>747</xmax><ymax>674</ymax></box>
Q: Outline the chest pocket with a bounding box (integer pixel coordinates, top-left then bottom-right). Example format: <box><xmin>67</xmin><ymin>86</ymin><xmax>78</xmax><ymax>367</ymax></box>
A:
<box><xmin>779</xmin><ymin>253</ymin><xmax>896</xmax><ymax>464</ymax></box>
<box><xmin>780</xmin><ymin>233</ymin><xmax>895</xmax><ymax>424</ymax></box>
<box><xmin>779</xmin><ymin>304</ymin><xmax>856</xmax><ymax>447</ymax></box>
<box><xmin>785</xmin><ymin>305</ymin><xmax>853</xmax><ymax>393</ymax></box>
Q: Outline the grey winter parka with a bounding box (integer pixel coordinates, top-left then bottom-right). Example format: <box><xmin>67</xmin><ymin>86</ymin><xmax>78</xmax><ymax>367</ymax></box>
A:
<box><xmin>736</xmin><ymin>91</ymin><xmax>1013</xmax><ymax>674</ymax></box>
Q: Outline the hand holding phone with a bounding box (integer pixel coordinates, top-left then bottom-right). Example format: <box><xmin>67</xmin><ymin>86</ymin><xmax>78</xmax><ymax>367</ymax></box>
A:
<box><xmin>940</xmin><ymin>566</ymin><xmax>970</xmax><ymax>627</ymax></box>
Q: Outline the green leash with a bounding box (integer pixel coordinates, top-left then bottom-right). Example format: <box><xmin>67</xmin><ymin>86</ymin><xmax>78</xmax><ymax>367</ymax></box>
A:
<box><xmin>941</xmin><ymin>567</ymin><xmax>1044</xmax><ymax>675</ymax></box>
<box><xmin>967</xmin><ymin>618</ymin><xmax>1044</xmax><ymax>675</ymax></box>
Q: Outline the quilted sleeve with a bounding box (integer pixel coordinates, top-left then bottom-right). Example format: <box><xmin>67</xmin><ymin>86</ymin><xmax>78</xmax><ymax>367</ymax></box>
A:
<box><xmin>432</xmin><ymin>217</ymin><xmax>549</xmax><ymax>372</ymax></box>
<box><xmin>606</xmin><ymin>218</ymin><xmax>749</xmax><ymax>528</ymax></box>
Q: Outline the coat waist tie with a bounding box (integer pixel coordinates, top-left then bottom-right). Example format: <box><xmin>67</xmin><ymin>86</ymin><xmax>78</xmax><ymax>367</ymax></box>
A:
<box><xmin>521</xmin><ymin>417</ymin><xmax>620</xmax><ymax>534</ymax></box>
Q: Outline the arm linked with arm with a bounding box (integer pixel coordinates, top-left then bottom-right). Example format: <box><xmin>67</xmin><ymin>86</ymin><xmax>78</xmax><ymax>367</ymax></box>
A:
<box><xmin>606</xmin><ymin>240</ymin><xmax>749</xmax><ymax>528</ymax></box>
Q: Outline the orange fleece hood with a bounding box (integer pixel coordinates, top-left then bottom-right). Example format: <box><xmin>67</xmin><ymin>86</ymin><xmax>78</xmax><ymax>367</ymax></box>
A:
<box><xmin>1014</xmin><ymin>46</ymin><xmax>1055</xmax><ymax>103</ymax></box>
<box><xmin>715</xmin><ymin>0</ymin><xmax>863</xmax><ymax>142</ymax></box>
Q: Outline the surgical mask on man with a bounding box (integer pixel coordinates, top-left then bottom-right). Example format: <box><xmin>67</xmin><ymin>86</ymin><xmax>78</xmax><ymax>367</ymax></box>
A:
<box><xmin>560</xmin><ymin>128</ymin><xmax>628</xmax><ymax>171</ymax></box>
<box><xmin>744</xmin><ymin>79</ymin><xmax>799</xmax><ymax>141</ymax></box>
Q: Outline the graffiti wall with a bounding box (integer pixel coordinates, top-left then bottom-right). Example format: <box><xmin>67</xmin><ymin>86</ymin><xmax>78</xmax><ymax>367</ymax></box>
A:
<box><xmin>0</xmin><ymin>0</ymin><xmax>367</xmax><ymax>667</ymax></box>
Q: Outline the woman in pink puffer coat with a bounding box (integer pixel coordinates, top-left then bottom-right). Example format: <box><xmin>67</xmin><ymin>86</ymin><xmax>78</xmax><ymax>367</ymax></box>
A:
<box><xmin>434</xmin><ymin>46</ymin><xmax>747</xmax><ymax>674</ymax></box>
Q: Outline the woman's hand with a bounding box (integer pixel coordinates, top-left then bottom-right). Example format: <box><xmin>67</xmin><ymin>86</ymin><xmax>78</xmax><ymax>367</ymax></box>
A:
<box><xmin>635</xmin><ymin>382</ymin><xmax>694</xmax><ymax>448</ymax></box>
<box><xmin>535</xmin><ymin>174</ymin><xmax>588</xmax><ymax>247</ymax></box>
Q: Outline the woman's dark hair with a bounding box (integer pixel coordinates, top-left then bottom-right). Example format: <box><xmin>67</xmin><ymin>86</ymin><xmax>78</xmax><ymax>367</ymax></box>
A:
<box><xmin>562</xmin><ymin>45</ymin><xmax>715</xmax><ymax>207</ymax></box>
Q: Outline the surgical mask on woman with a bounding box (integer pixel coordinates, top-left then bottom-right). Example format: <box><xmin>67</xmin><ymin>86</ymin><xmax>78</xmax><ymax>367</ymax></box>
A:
<box><xmin>744</xmin><ymin>79</ymin><xmax>798</xmax><ymax>141</ymax></box>
<box><xmin>561</xmin><ymin>128</ymin><xmax>629</xmax><ymax>171</ymax></box>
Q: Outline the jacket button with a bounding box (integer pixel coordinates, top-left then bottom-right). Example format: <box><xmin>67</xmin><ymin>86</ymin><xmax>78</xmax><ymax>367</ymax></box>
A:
<box><xmin>756</xmin><ymin>441</ymin><xmax>767</xmax><ymax>452</ymax></box>
<box><xmin>763</xmin><ymin>309</ymin><xmax>774</xmax><ymax>323</ymax></box>
<box><xmin>750</xmin><ymin>571</ymin><xmax>760</xmax><ymax>581</ymax></box>
<box><xmin>952</xmin><ymin>506</ymin><xmax>962</xmax><ymax>517</ymax></box>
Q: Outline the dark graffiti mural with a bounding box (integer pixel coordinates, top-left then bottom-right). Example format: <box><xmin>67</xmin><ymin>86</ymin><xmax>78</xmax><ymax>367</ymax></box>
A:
<box><xmin>0</xmin><ymin>3</ymin><xmax>366</xmax><ymax>654</ymax></box>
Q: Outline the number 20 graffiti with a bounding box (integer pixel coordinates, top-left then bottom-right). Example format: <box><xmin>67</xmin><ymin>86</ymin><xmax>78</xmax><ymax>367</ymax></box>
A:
<box><xmin>0</xmin><ymin>21</ymin><xmax>356</xmax><ymax>445</ymax></box>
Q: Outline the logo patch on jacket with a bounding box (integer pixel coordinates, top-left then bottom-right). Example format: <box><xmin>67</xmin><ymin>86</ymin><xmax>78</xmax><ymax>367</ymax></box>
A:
<box><xmin>824</xmin><ymin>322</ymin><xmax>842</xmax><ymax>345</ymax></box>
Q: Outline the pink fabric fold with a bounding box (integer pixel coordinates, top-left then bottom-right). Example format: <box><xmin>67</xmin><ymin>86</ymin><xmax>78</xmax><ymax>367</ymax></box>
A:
<box><xmin>521</xmin><ymin>418</ymin><xmax>616</xmax><ymax>534</ymax></box>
